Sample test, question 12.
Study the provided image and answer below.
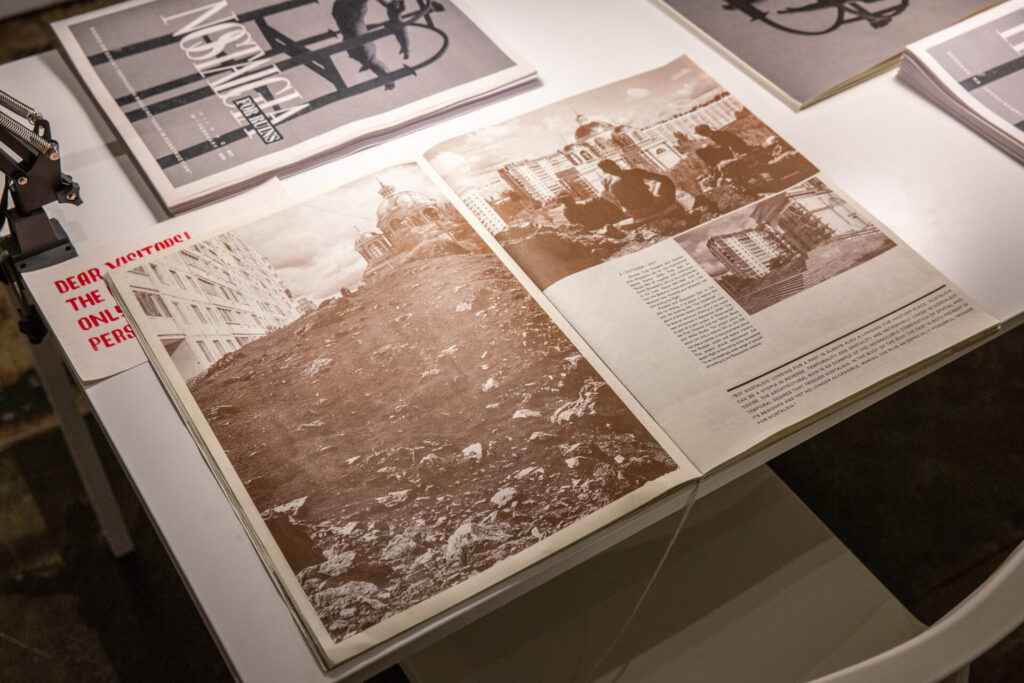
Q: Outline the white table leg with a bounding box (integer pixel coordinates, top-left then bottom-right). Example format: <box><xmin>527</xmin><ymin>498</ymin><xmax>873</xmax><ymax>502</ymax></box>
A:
<box><xmin>26</xmin><ymin>331</ymin><xmax>134</xmax><ymax>557</ymax></box>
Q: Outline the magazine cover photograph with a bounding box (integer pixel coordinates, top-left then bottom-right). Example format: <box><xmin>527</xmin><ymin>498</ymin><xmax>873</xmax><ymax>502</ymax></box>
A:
<box><xmin>108</xmin><ymin>162</ymin><xmax>689</xmax><ymax>666</ymax></box>
<box><xmin>657</xmin><ymin>0</ymin><xmax>998</xmax><ymax>107</ymax></box>
<box><xmin>426</xmin><ymin>56</ymin><xmax>817</xmax><ymax>290</ymax></box>
<box><xmin>54</xmin><ymin>0</ymin><xmax>533</xmax><ymax>210</ymax></box>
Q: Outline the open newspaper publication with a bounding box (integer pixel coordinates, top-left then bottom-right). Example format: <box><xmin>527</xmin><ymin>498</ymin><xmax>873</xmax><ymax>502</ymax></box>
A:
<box><xmin>898</xmin><ymin>0</ymin><xmax>1024</xmax><ymax>164</ymax></box>
<box><xmin>51</xmin><ymin>0</ymin><xmax>536</xmax><ymax>213</ymax></box>
<box><xmin>654</xmin><ymin>0</ymin><xmax>998</xmax><ymax>108</ymax></box>
<box><xmin>107</xmin><ymin>57</ymin><xmax>997</xmax><ymax>669</ymax></box>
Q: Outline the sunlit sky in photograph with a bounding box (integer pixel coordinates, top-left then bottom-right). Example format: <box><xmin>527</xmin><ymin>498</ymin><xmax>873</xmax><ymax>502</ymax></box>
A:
<box><xmin>232</xmin><ymin>163</ymin><xmax>440</xmax><ymax>302</ymax></box>
<box><xmin>427</xmin><ymin>56</ymin><xmax>723</xmax><ymax>193</ymax></box>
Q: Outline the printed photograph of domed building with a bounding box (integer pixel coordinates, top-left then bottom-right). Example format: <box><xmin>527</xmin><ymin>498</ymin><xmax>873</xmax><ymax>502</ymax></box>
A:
<box><xmin>427</xmin><ymin>56</ymin><xmax>818</xmax><ymax>290</ymax></box>
<box><xmin>126</xmin><ymin>162</ymin><xmax>679</xmax><ymax>648</ymax></box>
<box><xmin>354</xmin><ymin>177</ymin><xmax>480</xmax><ymax>284</ymax></box>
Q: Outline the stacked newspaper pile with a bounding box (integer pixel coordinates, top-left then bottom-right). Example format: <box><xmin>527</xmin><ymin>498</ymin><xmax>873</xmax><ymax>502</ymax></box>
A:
<box><xmin>898</xmin><ymin>0</ymin><xmax>1024</xmax><ymax>164</ymax></box>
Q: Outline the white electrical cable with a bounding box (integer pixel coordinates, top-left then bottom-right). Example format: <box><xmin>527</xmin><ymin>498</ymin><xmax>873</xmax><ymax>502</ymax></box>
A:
<box><xmin>586</xmin><ymin>481</ymin><xmax>702</xmax><ymax>681</ymax></box>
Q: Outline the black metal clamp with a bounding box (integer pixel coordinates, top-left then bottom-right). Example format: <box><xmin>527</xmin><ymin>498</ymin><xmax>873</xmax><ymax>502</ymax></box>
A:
<box><xmin>0</xmin><ymin>88</ymin><xmax>81</xmax><ymax>343</ymax></box>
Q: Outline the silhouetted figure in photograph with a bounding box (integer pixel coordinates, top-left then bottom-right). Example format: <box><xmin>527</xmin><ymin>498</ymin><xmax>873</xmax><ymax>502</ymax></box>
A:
<box><xmin>779</xmin><ymin>0</ymin><xmax>896</xmax><ymax>28</ymax></box>
<box><xmin>597</xmin><ymin>160</ymin><xmax>684</xmax><ymax>222</ymax></box>
<box><xmin>694</xmin><ymin>123</ymin><xmax>752</xmax><ymax>157</ymax></box>
<box><xmin>721</xmin><ymin>0</ymin><xmax>769</xmax><ymax>21</ymax></box>
<box><xmin>723</xmin><ymin>0</ymin><xmax>897</xmax><ymax>29</ymax></box>
<box><xmin>378</xmin><ymin>0</ymin><xmax>410</xmax><ymax>59</ymax></box>
<box><xmin>694</xmin><ymin>123</ymin><xmax>764</xmax><ymax>189</ymax></box>
<box><xmin>332</xmin><ymin>0</ymin><xmax>395</xmax><ymax>90</ymax></box>
<box><xmin>558</xmin><ymin>195</ymin><xmax>626</xmax><ymax>230</ymax></box>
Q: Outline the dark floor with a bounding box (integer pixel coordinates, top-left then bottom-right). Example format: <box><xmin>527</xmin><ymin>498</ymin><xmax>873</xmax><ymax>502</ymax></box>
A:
<box><xmin>0</xmin><ymin>414</ymin><xmax>234</xmax><ymax>682</ymax></box>
<box><xmin>770</xmin><ymin>325</ymin><xmax>1024</xmax><ymax>681</ymax></box>
<box><xmin>1</xmin><ymin>1</ymin><xmax>1022</xmax><ymax>681</ymax></box>
<box><xmin>0</xmin><ymin>0</ymin><xmax>123</xmax><ymax>63</ymax></box>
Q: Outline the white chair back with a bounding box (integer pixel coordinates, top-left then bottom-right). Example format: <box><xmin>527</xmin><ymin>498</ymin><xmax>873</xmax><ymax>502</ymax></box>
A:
<box><xmin>811</xmin><ymin>540</ymin><xmax>1024</xmax><ymax>683</ymax></box>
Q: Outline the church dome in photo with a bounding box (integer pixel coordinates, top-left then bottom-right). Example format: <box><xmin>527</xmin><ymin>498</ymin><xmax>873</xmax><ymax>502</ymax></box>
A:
<box><xmin>354</xmin><ymin>229</ymin><xmax>385</xmax><ymax>249</ymax></box>
<box><xmin>375</xmin><ymin>180</ymin><xmax>440</xmax><ymax>234</ymax></box>
<box><xmin>612</xmin><ymin>123</ymin><xmax>646</xmax><ymax>145</ymax></box>
<box><xmin>573</xmin><ymin>114</ymin><xmax>615</xmax><ymax>142</ymax></box>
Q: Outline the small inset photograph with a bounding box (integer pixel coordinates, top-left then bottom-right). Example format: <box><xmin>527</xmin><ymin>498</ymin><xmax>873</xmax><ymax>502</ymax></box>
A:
<box><xmin>675</xmin><ymin>177</ymin><xmax>897</xmax><ymax>314</ymax></box>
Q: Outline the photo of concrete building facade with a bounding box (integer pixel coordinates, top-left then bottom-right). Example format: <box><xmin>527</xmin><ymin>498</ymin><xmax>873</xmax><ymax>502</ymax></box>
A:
<box><xmin>708</xmin><ymin>228</ymin><xmax>788</xmax><ymax>279</ymax></box>
<box><xmin>677</xmin><ymin>177</ymin><xmax>895</xmax><ymax>314</ymax></box>
<box><xmin>492</xmin><ymin>92</ymin><xmax>743</xmax><ymax>207</ymax></box>
<box><xmin>459</xmin><ymin>188</ymin><xmax>509</xmax><ymax>234</ymax></box>
<box><xmin>122</xmin><ymin>234</ymin><xmax>300</xmax><ymax>380</ymax></box>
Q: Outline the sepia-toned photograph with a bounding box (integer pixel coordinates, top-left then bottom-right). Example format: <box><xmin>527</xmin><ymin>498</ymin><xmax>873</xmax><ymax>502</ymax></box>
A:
<box><xmin>427</xmin><ymin>56</ymin><xmax>817</xmax><ymax>290</ymax></box>
<box><xmin>121</xmin><ymin>163</ymin><xmax>678</xmax><ymax>647</ymax></box>
<box><xmin>675</xmin><ymin>177</ymin><xmax>896</xmax><ymax>314</ymax></box>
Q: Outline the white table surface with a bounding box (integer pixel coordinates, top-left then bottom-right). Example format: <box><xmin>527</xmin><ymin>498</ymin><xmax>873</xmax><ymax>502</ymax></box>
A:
<box><xmin>6</xmin><ymin>0</ymin><xmax>1024</xmax><ymax>680</ymax></box>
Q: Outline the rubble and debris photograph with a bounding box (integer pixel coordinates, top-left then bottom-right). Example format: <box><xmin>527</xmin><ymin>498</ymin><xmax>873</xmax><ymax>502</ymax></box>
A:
<box><xmin>125</xmin><ymin>163</ymin><xmax>679</xmax><ymax>645</ymax></box>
